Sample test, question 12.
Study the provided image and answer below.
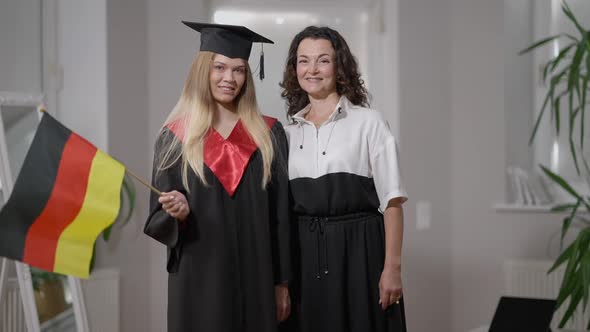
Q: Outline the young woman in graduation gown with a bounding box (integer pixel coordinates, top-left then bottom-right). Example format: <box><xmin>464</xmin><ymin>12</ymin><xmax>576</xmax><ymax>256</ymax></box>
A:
<box><xmin>280</xmin><ymin>26</ymin><xmax>408</xmax><ymax>332</ymax></box>
<box><xmin>144</xmin><ymin>22</ymin><xmax>291</xmax><ymax>332</ymax></box>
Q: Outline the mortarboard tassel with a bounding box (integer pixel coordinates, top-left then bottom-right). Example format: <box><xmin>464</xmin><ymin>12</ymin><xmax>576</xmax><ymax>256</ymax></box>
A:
<box><xmin>259</xmin><ymin>46</ymin><xmax>265</xmax><ymax>80</ymax></box>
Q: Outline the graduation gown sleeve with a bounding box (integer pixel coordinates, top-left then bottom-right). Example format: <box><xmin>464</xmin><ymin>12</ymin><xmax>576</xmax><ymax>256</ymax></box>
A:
<box><xmin>144</xmin><ymin>129</ymin><xmax>186</xmax><ymax>273</ymax></box>
<box><xmin>268</xmin><ymin>121</ymin><xmax>292</xmax><ymax>285</ymax></box>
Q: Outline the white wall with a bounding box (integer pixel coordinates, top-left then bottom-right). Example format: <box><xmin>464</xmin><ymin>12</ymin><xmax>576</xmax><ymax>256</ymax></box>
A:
<box><xmin>367</xmin><ymin>0</ymin><xmax>401</xmax><ymax>136</ymax></box>
<box><xmin>91</xmin><ymin>1</ymin><xmax>152</xmax><ymax>332</ymax></box>
<box><xmin>504</xmin><ymin>0</ymin><xmax>534</xmax><ymax>179</ymax></box>
<box><xmin>397</xmin><ymin>0</ymin><xmax>453</xmax><ymax>330</ymax></box>
<box><xmin>57</xmin><ymin>0</ymin><xmax>108</xmax><ymax>151</ymax></box>
<box><xmin>450</xmin><ymin>1</ymin><xmax>508</xmax><ymax>329</ymax></box>
<box><xmin>0</xmin><ymin>0</ymin><xmax>42</xmax><ymax>93</ymax></box>
<box><xmin>3</xmin><ymin>108</ymin><xmax>39</xmax><ymax>180</ymax></box>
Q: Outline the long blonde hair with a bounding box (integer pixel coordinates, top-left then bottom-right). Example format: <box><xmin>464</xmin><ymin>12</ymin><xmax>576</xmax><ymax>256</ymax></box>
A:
<box><xmin>156</xmin><ymin>51</ymin><xmax>274</xmax><ymax>190</ymax></box>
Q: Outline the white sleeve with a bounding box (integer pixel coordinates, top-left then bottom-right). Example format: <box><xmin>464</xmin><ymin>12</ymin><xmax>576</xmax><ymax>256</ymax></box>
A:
<box><xmin>368</xmin><ymin>113</ymin><xmax>408</xmax><ymax>212</ymax></box>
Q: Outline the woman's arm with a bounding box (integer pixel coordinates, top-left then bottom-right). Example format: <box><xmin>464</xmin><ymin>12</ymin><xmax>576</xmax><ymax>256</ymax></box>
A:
<box><xmin>366</xmin><ymin>112</ymin><xmax>407</xmax><ymax>310</ymax></box>
<box><xmin>379</xmin><ymin>198</ymin><xmax>404</xmax><ymax>310</ymax></box>
<box><xmin>144</xmin><ymin>129</ymin><xmax>188</xmax><ymax>273</ymax></box>
<box><xmin>268</xmin><ymin>121</ymin><xmax>292</xmax><ymax>322</ymax></box>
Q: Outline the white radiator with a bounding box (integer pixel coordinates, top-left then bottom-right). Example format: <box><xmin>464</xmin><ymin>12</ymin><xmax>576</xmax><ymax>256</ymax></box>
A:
<box><xmin>504</xmin><ymin>259</ymin><xmax>590</xmax><ymax>331</ymax></box>
<box><xmin>0</xmin><ymin>278</ymin><xmax>26</xmax><ymax>332</ymax></box>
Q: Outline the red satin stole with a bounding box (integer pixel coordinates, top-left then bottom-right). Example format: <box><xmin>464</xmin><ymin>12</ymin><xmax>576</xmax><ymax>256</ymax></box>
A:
<box><xmin>166</xmin><ymin>116</ymin><xmax>277</xmax><ymax>196</ymax></box>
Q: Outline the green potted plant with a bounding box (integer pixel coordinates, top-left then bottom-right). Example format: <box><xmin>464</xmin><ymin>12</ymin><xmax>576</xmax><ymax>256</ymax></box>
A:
<box><xmin>519</xmin><ymin>1</ymin><xmax>590</xmax><ymax>329</ymax></box>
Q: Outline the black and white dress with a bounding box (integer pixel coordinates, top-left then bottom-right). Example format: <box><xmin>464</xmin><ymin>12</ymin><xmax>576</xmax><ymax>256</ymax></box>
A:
<box><xmin>285</xmin><ymin>96</ymin><xmax>408</xmax><ymax>332</ymax></box>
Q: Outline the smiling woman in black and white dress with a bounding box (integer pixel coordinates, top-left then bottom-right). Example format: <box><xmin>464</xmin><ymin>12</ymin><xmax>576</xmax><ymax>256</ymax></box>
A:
<box><xmin>280</xmin><ymin>26</ymin><xmax>408</xmax><ymax>332</ymax></box>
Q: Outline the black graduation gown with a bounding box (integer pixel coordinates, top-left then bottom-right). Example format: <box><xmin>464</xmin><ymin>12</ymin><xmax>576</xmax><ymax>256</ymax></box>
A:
<box><xmin>144</xmin><ymin>118</ymin><xmax>291</xmax><ymax>332</ymax></box>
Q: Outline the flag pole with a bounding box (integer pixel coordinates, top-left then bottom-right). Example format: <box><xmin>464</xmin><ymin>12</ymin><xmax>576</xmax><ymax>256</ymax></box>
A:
<box><xmin>125</xmin><ymin>169</ymin><xmax>162</xmax><ymax>195</ymax></box>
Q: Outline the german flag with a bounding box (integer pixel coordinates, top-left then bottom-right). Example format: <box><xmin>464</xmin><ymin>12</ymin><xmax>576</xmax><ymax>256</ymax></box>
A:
<box><xmin>0</xmin><ymin>112</ymin><xmax>125</xmax><ymax>278</ymax></box>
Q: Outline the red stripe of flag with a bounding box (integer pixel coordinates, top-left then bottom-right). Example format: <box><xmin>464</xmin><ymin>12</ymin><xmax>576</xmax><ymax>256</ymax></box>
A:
<box><xmin>22</xmin><ymin>134</ymin><xmax>97</xmax><ymax>271</ymax></box>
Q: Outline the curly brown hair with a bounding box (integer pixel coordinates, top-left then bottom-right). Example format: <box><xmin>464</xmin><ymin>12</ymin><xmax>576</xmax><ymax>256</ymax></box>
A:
<box><xmin>280</xmin><ymin>26</ymin><xmax>370</xmax><ymax>117</ymax></box>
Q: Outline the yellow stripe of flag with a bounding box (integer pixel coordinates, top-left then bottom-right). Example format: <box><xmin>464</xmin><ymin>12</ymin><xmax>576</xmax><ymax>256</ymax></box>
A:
<box><xmin>53</xmin><ymin>150</ymin><xmax>125</xmax><ymax>278</ymax></box>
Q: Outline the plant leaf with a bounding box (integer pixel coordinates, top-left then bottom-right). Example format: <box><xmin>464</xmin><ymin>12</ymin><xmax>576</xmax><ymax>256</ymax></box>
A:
<box><xmin>583</xmin><ymin>157</ymin><xmax>590</xmax><ymax>189</ymax></box>
<box><xmin>581</xmin><ymin>66</ymin><xmax>588</xmax><ymax>150</ymax></box>
<box><xmin>544</xmin><ymin>43</ymin><xmax>576</xmax><ymax>84</ymax></box>
<box><xmin>567</xmin><ymin>43</ymin><xmax>582</xmax><ymax>172</ymax></box>
<box><xmin>555</xmin><ymin>94</ymin><xmax>561</xmax><ymax>136</ymax></box>
<box><xmin>519</xmin><ymin>35</ymin><xmax>562</xmax><ymax>55</ymax></box>
<box><xmin>89</xmin><ymin>242</ymin><xmax>97</xmax><ymax>273</ymax></box>
<box><xmin>552</xmin><ymin>64</ymin><xmax>572</xmax><ymax>86</ymax></box>
<box><xmin>564</xmin><ymin>233</ymin><xmax>581</xmax><ymax>281</ymax></box>
<box><xmin>551</xmin><ymin>203</ymin><xmax>577</xmax><ymax>212</ymax></box>
<box><xmin>543</xmin><ymin>60</ymin><xmax>554</xmax><ymax>83</ymax></box>
<box><xmin>535</xmin><ymin>65</ymin><xmax>572</xmax><ymax>144</ymax></box>
<box><xmin>581</xmin><ymin>249</ymin><xmax>590</xmax><ymax>311</ymax></box>
<box><xmin>557</xmin><ymin>229</ymin><xmax>590</xmax><ymax>328</ymax></box>
<box><xmin>550</xmin><ymin>240</ymin><xmax>576</xmax><ymax>273</ymax></box>
<box><xmin>559</xmin><ymin>284</ymin><xmax>583</xmax><ymax>328</ymax></box>
<box><xmin>540</xmin><ymin>165</ymin><xmax>584</xmax><ymax>202</ymax></box>
<box><xmin>555</xmin><ymin>260</ymin><xmax>577</xmax><ymax>307</ymax></box>
<box><xmin>567</xmin><ymin>108</ymin><xmax>582</xmax><ymax>175</ymax></box>
<box><xmin>102</xmin><ymin>224</ymin><xmax>113</xmax><ymax>242</ymax></box>
<box><xmin>569</xmin><ymin>120</ymin><xmax>581</xmax><ymax>175</ymax></box>
<box><xmin>550</xmin><ymin>44</ymin><xmax>575</xmax><ymax>73</ymax></box>
<box><xmin>561</xmin><ymin>217</ymin><xmax>573</xmax><ymax>250</ymax></box>
<box><xmin>561</xmin><ymin>2</ymin><xmax>587</xmax><ymax>37</ymax></box>
<box><xmin>120</xmin><ymin>176</ymin><xmax>136</xmax><ymax>225</ymax></box>
<box><xmin>568</xmin><ymin>36</ymin><xmax>585</xmax><ymax>101</ymax></box>
<box><xmin>530</xmin><ymin>87</ymin><xmax>554</xmax><ymax>144</ymax></box>
<box><xmin>560</xmin><ymin>199</ymin><xmax>580</xmax><ymax>247</ymax></box>
<box><xmin>102</xmin><ymin>175</ymin><xmax>136</xmax><ymax>242</ymax></box>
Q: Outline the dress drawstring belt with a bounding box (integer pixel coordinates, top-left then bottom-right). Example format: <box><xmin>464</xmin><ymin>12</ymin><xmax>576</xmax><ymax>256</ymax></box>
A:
<box><xmin>308</xmin><ymin>217</ymin><xmax>329</xmax><ymax>279</ymax></box>
<box><xmin>298</xmin><ymin>211</ymin><xmax>382</xmax><ymax>280</ymax></box>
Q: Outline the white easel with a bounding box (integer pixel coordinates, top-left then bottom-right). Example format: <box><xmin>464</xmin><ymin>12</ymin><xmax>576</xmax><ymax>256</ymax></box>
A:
<box><xmin>0</xmin><ymin>92</ymin><xmax>89</xmax><ymax>332</ymax></box>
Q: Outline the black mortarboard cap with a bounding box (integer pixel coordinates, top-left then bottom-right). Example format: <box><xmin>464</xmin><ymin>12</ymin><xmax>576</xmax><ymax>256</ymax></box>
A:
<box><xmin>182</xmin><ymin>21</ymin><xmax>274</xmax><ymax>79</ymax></box>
